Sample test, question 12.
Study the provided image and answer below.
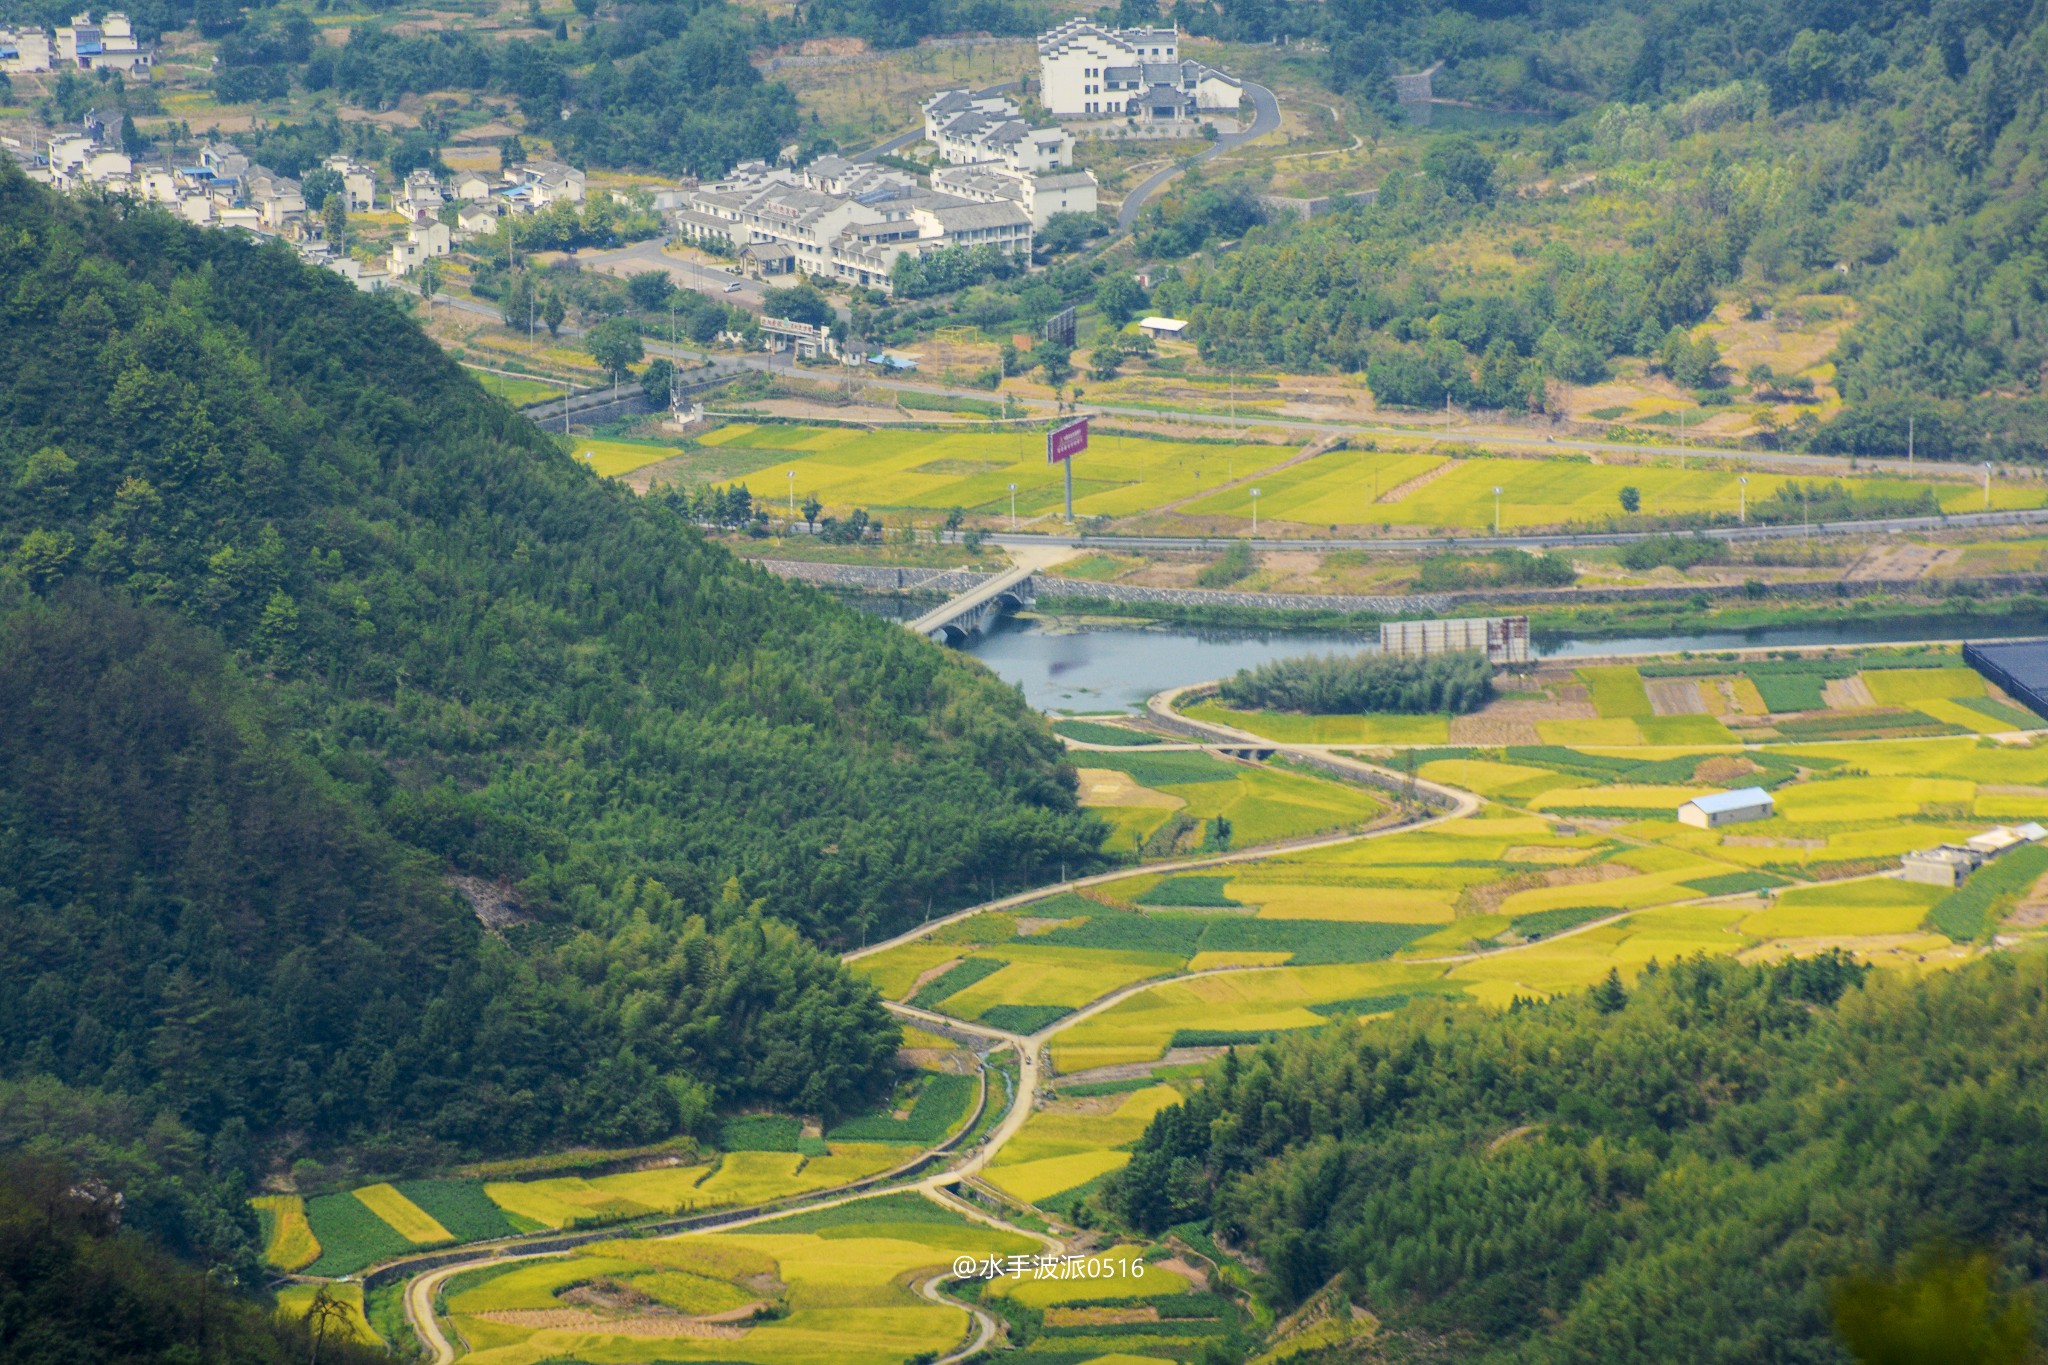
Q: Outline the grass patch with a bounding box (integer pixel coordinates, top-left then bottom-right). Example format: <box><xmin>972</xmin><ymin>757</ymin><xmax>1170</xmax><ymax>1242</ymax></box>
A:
<box><xmin>1080</xmin><ymin>749</ymin><xmax>1239</xmax><ymax>785</ymax></box>
<box><xmin>304</xmin><ymin>1191</ymin><xmax>418</xmax><ymax>1277</ymax></box>
<box><xmin>1580</xmin><ymin>665</ymin><xmax>1653</xmax><ymax>719</ymax></box>
<box><xmin>1927</xmin><ymin>843</ymin><xmax>2048</xmax><ymax>941</ymax></box>
<box><xmin>720</xmin><ymin>1114</ymin><xmax>804</xmax><ymax>1152</ymax></box>
<box><xmin>1136</xmin><ymin>876</ymin><xmax>1242</xmax><ymax>907</ymax></box>
<box><xmin>909</xmin><ymin>956</ymin><xmax>1007</xmax><ymax>1009</ymax></box>
<box><xmin>1196</xmin><ymin>918</ymin><xmax>1431</xmax><ymax>964</ymax></box>
<box><xmin>1507</xmin><ymin>905</ymin><xmax>1622</xmax><ymax>939</ymax></box>
<box><xmin>826</xmin><ymin>1072</ymin><xmax>977</xmax><ymax>1143</ymax></box>
<box><xmin>388</xmin><ymin>1181</ymin><xmax>515</xmax><ymax>1244</ymax></box>
<box><xmin>1053</xmin><ymin>718</ymin><xmax>1161</xmax><ymax>746</ymax></box>
<box><xmin>1956</xmin><ymin>695</ymin><xmax>2041</xmax><ymax>729</ymax></box>
<box><xmin>1305</xmin><ymin>993</ymin><xmax>1415</xmax><ymax>1018</ymax></box>
<box><xmin>977</xmin><ymin>1004</ymin><xmax>1077</xmax><ymax>1033</ymax></box>
<box><xmin>352</xmin><ymin>1184</ymin><xmax>452</xmax><ymax>1246</ymax></box>
<box><xmin>1035</xmin><ymin>910</ymin><xmax>1209</xmax><ymax>956</ymax></box>
<box><xmin>743</xmin><ymin>1190</ymin><xmax>959</xmax><ymax>1233</ymax></box>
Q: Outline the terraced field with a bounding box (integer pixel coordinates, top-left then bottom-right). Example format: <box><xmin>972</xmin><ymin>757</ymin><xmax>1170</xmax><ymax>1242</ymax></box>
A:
<box><xmin>1075</xmin><ymin>749</ymin><xmax>1383</xmax><ymax>856</ymax></box>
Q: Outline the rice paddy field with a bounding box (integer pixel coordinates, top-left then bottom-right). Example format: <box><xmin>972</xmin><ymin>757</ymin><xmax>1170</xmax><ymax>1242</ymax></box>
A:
<box><xmin>683</xmin><ymin>423</ymin><xmax>2043</xmax><ymax>532</ymax></box>
<box><xmin>1074</xmin><ymin>749</ymin><xmax>1384</xmax><ymax>856</ymax></box>
<box><xmin>442</xmin><ymin>1194</ymin><xmax>1039</xmax><ymax>1365</ymax></box>
<box><xmin>568</xmin><ymin>437</ymin><xmax>686</xmax><ymax>478</ymax></box>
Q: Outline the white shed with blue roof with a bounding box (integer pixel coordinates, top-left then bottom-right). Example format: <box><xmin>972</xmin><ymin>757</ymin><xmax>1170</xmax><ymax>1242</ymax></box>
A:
<box><xmin>1677</xmin><ymin>787</ymin><xmax>1775</xmax><ymax>829</ymax></box>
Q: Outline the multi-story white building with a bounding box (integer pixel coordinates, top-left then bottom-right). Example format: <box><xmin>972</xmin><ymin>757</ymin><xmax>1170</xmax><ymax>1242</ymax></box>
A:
<box><xmin>0</xmin><ymin>25</ymin><xmax>53</xmax><ymax>72</ymax></box>
<box><xmin>930</xmin><ymin>163</ymin><xmax>1098</xmax><ymax>229</ymax></box>
<box><xmin>54</xmin><ymin>12</ymin><xmax>150</xmax><ymax>75</ymax></box>
<box><xmin>323</xmin><ymin>155</ymin><xmax>378</xmax><ymax>211</ymax></box>
<box><xmin>1036</xmin><ymin>20</ymin><xmax>1240</xmax><ymax>122</ymax></box>
<box><xmin>390</xmin><ymin>220</ymin><xmax>451</xmax><ymax>277</ymax></box>
<box><xmin>669</xmin><ymin>158</ymin><xmax>1032</xmax><ymax>294</ymax></box>
<box><xmin>504</xmin><ymin>159</ymin><xmax>586</xmax><ymax>207</ymax></box>
<box><xmin>922</xmin><ymin>89</ymin><xmax>1073</xmax><ymax>174</ymax></box>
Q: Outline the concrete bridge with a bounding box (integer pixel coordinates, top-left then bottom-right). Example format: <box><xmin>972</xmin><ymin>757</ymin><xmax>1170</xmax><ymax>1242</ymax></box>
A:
<box><xmin>907</xmin><ymin>564</ymin><xmax>1036</xmax><ymax>643</ymax></box>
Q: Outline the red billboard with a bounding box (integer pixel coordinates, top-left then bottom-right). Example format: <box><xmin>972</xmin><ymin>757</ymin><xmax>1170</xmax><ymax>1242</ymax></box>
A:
<box><xmin>1047</xmin><ymin>417</ymin><xmax>1089</xmax><ymax>464</ymax></box>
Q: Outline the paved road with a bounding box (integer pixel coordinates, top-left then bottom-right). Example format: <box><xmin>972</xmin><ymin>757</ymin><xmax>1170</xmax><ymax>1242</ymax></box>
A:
<box><xmin>968</xmin><ymin>506</ymin><xmax>2048</xmax><ymax>554</ymax></box>
<box><xmin>1116</xmin><ymin>80</ymin><xmax>1282</xmax><ymax>231</ymax></box>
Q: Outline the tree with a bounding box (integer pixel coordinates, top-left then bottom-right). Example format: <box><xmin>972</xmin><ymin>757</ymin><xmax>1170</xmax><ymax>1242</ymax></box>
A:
<box><xmin>321</xmin><ymin>192</ymin><xmax>347</xmax><ymax>247</ymax></box>
<box><xmin>542</xmin><ymin>290</ymin><xmax>566</xmax><ymax>337</ymax></box>
<box><xmin>417</xmin><ymin>259</ymin><xmax>441</xmax><ymax>303</ymax></box>
<box><xmin>1421</xmin><ymin>135</ymin><xmax>1496</xmax><ymax>202</ymax></box>
<box><xmin>1096</xmin><ymin>274</ymin><xmax>1147</xmax><ymax>329</ymax></box>
<box><xmin>801</xmin><ymin>495</ymin><xmax>822</xmax><ymax>531</ymax></box>
<box><xmin>1832</xmin><ymin>1246</ymin><xmax>2035</xmax><ymax>1365</ymax></box>
<box><xmin>586</xmin><ymin>317</ymin><xmax>644</xmax><ymax>385</ymax></box>
<box><xmin>1618</xmin><ymin>485</ymin><xmax>1642</xmax><ymax>513</ymax></box>
<box><xmin>761</xmin><ymin>284</ymin><xmax>833</xmax><ymax>328</ymax></box>
<box><xmin>1039</xmin><ymin>342</ymin><xmax>1074</xmax><ymax>390</ymax></box>
<box><xmin>640</xmin><ymin>357</ymin><xmax>675</xmax><ymax>403</ymax></box>
<box><xmin>628</xmin><ymin>270</ymin><xmax>675</xmax><ymax>311</ymax></box>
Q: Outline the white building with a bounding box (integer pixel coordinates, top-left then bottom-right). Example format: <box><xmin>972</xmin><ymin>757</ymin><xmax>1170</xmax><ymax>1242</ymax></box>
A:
<box><xmin>451</xmin><ymin>170</ymin><xmax>494</xmax><ymax>201</ymax></box>
<box><xmin>389</xmin><ymin>220</ymin><xmax>451</xmax><ymax>277</ymax></box>
<box><xmin>54</xmin><ymin>12</ymin><xmax>150</xmax><ymax>75</ymax></box>
<box><xmin>323</xmin><ymin>155</ymin><xmax>378</xmax><ymax>211</ymax></box>
<box><xmin>0</xmin><ymin>25</ymin><xmax>53</xmax><ymax>72</ymax></box>
<box><xmin>1676</xmin><ymin>788</ymin><xmax>1775</xmax><ymax>829</ymax></box>
<box><xmin>930</xmin><ymin>163</ymin><xmax>1098</xmax><ymax>229</ymax></box>
<box><xmin>504</xmin><ymin>159</ymin><xmax>586</xmax><ymax>207</ymax></box>
<box><xmin>1036</xmin><ymin>21</ymin><xmax>1239</xmax><ymax>122</ymax></box>
<box><xmin>456</xmin><ymin>202</ymin><xmax>501</xmax><ymax>236</ymax></box>
<box><xmin>669</xmin><ymin>158</ymin><xmax>1032</xmax><ymax>295</ymax></box>
<box><xmin>397</xmin><ymin>169</ymin><xmax>445</xmax><ymax>221</ymax></box>
<box><xmin>922</xmin><ymin>89</ymin><xmax>1074</xmax><ymax>174</ymax></box>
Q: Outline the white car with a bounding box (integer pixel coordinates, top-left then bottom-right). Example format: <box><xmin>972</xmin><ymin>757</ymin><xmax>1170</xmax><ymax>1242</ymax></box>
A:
<box><xmin>723</xmin><ymin>281</ymin><xmax>743</xmax><ymax>293</ymax></box>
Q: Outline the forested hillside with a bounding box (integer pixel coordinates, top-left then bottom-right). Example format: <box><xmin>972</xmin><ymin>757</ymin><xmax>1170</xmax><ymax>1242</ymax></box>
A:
<box><xmin>0</xmin><ymin>165</ymin><xmax>1100</xmax><ymax>1242</ymax></box>
<box><xmin>1158</xmin><ymin>0</ymin><xmax>2048</xmax><ymax>459</ymax></box>
<box><xmin>1110</xmin><ymin>951</ymin><xmax>2048</xmax><ymax>1359</ymax></box>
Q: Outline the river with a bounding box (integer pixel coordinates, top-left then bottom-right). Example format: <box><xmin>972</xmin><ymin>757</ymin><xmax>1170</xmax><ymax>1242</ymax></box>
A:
<box><xmin>956</xmin><ymin>612</ymin><xmax>2037</xmax><ymax>711</ymax></box>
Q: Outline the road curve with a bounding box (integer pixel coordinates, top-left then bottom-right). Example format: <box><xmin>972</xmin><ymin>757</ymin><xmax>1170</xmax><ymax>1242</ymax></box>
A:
<box><xmin>1117</xmin><ymin>80</ymin><xmax>1282</xmax><ymax>231</ymax></box>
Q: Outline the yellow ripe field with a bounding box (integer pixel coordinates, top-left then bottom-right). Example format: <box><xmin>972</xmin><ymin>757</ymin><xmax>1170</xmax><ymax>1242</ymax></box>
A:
<box><xmin>275</xmin><ymin>1282</ymin><xmax>380</xmax><ymax>1346</ymax></box>
<box><xmin>568</xmin><ymin>437</ymin><xmax>685</xmax><ymax>478</ymax></box>
<box><xmin>1182</xmin><ymin>701</ymin><xmax>1452</xmax><ymax>745</ymax></box>
<box><xmin>939</xmin><ymin>944</ymin><xmax>1187</xmax><ymax>1019</ymax></box>
<box><xmin>1076</xmin><ymin>757</ymin><xmax>1383</xmax><ymax>855</ymax></box>
<box><xmin>352</xmin><ymin>1184</ymin><xmax>454</xmax><ymax>1245</ymax></box>
<box><xmin>252</xmin><ymin>1194</ymin><xmax>319</xmax><ymax>1272</ymax></box>
<box><xmin>984</xmin><ymin>1245</ymin><xmax>1197</xmax><ymax>1307</ymax></box>
<box><xmin>985</xmin><ymin>1086</ymin><xmax>1183</xmax><ymax>1203</ymax></box>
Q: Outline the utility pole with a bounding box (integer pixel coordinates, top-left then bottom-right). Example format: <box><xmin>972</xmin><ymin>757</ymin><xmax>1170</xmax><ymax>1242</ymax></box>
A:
<box><xmin>1493</xmin><ymin>485</ymin><xmax>1502</xmax><ymax>535</ymax></box>
<box><xmin>1009</xmin><ymin>481</ymin><xmax>1018</xmax><ymax>531</ymax></box>
<box><xmin>787</xmin><ymin>469</ymin><xmax>796</xmax><ymax>517</ymax></box>
<box><xmin>1907</xmin><ymin>414</ymin><xmax>1914</xmax><ymax>467</ymax></box>
<box><xmin>1984</xmin><ymin>461</ymin><xmax>1993</xmax><ymax>510</ymax></box>
<box><xmin>1739</xmin><ymin>475</ymin><xmax>1748</xmax><ymax>526</ymax></box>
<box><xmin>1251</xmin><ymin>487</ymin><xmax>1261</xmax><ymax>536</ymax></box>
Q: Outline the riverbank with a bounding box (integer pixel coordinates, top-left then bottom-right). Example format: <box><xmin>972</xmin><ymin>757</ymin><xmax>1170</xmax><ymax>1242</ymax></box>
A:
<box><xmin>1025</xmin><ymin>587</ymin><xmax>2048</xmax><ymax>641</ymax></box>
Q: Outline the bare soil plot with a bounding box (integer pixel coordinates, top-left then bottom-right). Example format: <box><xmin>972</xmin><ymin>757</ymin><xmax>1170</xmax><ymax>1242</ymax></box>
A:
<box><xmin>1646</xmin><ymin>679</ymin><xmax>1708</xmax><ymax>715</ymax></box>
<box><xmin>1821</xmin><ymin>676</ymin><xmax>1876</xmax><ymax>709</ymax></box>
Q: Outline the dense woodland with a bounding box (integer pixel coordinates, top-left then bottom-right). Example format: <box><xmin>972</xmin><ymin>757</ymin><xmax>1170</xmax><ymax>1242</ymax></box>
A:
<box><xmin>0</xmin><ymin>167</ymin><xmax>1103</xmax><ymax>1276</ymax></box>
<box><xmin>1111</xmin><ymin>952</ymin><xmax>2048</xmax><ymax>1359</ymax></box>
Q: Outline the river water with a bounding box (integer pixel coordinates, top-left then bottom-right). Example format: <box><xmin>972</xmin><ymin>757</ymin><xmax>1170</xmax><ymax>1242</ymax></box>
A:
<box><xmin>955</xmin><ymin>612</ymin><xmax>2035</xmax><ymax>712</ymax></box>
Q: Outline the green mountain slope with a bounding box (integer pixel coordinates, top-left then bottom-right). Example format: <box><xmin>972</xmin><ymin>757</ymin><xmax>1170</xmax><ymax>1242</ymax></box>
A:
<box><xmin>0</xmin><ymin>164</ymin><xmax>1102</xmax><ymax>1195</ymax></box>
<box><xmin>1110</xmin><ymin>952</ymin><xmax>2048</xmax><ymax>1359</ymax></box>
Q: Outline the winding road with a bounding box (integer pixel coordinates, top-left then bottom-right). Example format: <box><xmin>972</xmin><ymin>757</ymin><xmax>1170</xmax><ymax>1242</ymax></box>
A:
<box><xmin>1116</xmin><ymin>81</ymin><xmax>1283</xmax><ymax>231</ymax></box>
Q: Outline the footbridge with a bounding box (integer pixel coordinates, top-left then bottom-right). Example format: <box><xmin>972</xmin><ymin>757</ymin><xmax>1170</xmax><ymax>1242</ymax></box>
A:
<box><xmin>907</xmin><ymin>565</ymin><xmax>1036</xmax><ymax>643</ymax></box>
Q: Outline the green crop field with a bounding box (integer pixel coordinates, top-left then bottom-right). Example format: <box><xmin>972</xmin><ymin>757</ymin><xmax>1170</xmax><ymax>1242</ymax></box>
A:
<box><xmin>351</xmin><ymin>1183</ymin><xmax>453</xmax><ymax>1245</ymax></box>
<box><xmin>826</xmin><ymin>1072</ymin><xmax>977</xmax><ymax>1143</ymax></box>
<box><xmin>568</xmin><ymin>436</ymin><xmax>686</xmax><ymax>478</ymax></box>
<box><xmin>303</xmin><ymin>1190</ymin><xmax>419</xmax><ymax>1277</ymax></box>
<box><xmin>391</xmin><ymin>1179</ymin><xmax>520</xmax><ymax>1243</ymax></box>
<box><xmin>1052</xmin><ymin>718</ymin><xmax>1163</xmax><ymax>746</ymax></box>
<box><xmin>466</xmin><ymin>367</ymin><xmax>563</xmax><ymax>407</ymax></box>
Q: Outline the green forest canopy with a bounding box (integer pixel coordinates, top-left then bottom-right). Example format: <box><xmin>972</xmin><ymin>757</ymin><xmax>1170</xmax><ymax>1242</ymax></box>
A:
<box><xmin>0</xmin><ymin>165</ymin><xmax>1103</xmax><ymax>1267</ymax></box>
<box><xmin>1110</xmin><ymin>950</ymin><xmax>2048</xmax><ymax>1359</ymax></box>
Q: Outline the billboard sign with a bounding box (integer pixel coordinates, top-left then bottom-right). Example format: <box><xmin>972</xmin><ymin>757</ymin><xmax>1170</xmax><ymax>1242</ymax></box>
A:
<box><xmin>1047</xmin><ymin>417</ymin><xmax>1089</xmax><ymax>465</ymax></box>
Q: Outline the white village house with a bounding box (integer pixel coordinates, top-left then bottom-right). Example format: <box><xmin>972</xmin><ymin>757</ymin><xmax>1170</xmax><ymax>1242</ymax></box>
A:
<box><xmin>1036</xmin><ymin>20</ymin><xmax>1241</xmax><ymax>123</ymax></box>
<box><xmin>1676</xmin><ymin>788</ymin><xmax>1775</xmax><ymax>829</ymax></box>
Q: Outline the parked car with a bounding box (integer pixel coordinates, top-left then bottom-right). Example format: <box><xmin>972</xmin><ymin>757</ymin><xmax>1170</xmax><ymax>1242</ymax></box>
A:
<box><xmin>723</xmin><ymin>281</ymin><xmax>743</xmax><ymax>293</ymax></box>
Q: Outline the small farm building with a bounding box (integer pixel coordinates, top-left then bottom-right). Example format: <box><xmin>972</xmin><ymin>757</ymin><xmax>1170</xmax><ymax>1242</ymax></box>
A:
<box><xmin>1677</xmin><ymin>787</ymin><xmax>1775</xmax><ymax>829</ymax></box>
<box><xmin>1138</xmin><ymin>316</ymin><xmax>1188</xmax><ymax>339</ymax></box>
<box><xmin>1902</xmin><ymin>846</ymin><xmax>1982</xmax><ymax>888</ymax></box>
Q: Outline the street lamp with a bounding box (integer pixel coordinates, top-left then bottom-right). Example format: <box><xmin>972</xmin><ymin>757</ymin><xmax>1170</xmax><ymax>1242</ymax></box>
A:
<box><xmin>1008</xmin><ymin>482</ymin><xmax>1018</xmax><ymax>532</ymax></box>
<box><xmin>1984</xmin><ymin>461</ymin><xmax>1994</xmax><ymax>510</ymax></box>
<box><xmin>1251</xmin><ymin>487</ymin><xmax>1261</xmax><ymax>536</ymax></box>
<box><xmin>1492</xmin><ymin>485</ymin><xmax>1503</xmax><ymax>535</ymax></box>
<box><xmin>787</xmin><ymin>469</ymin><xmax>795</xmax><ymax>518</ymax></box>
<box><xmin>1738</xmin><ymin>475</ymin><xmax>1748</xmax><ymax>526</ymax></box>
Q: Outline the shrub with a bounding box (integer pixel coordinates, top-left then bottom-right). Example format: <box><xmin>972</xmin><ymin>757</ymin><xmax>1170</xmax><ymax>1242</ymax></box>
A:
<box><xmin>1196</xmin><ymin>542</ymin><xmax>1255</xmax><ymax>588</ymax></box>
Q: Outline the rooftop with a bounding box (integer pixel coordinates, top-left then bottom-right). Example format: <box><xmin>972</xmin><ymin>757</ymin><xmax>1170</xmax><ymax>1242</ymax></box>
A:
<box><xmin>1683</xmin><ymin>787</ymin><xmax>1775</xmax><ymax>815</ymax></box>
